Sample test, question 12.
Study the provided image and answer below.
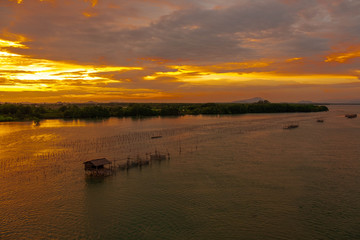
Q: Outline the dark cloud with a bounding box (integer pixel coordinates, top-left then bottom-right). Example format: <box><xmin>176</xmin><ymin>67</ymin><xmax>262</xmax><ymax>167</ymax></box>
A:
<box><xmin>0</xmin><ymin>3</ymin><xmax>13</xmax><ymax>31</ymax></box>
<box><xmin>4</xmin><ymin>0</ymin><xmax>359</xmax><ymax>67</ymax></box>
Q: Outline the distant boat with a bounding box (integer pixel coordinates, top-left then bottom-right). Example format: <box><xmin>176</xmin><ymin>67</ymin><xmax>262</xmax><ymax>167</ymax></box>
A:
<box><xmin>151</xmin><ymin>135</ymin><xmax>162</xmax><ymax>139</ymax></box>
<box><xmin>316</xmin><ymin>119</ymin><xmax>324</xmax><ymax>123</ymax></box>
<box><xmin>345</xmin><ymin>114</ymin><xmax>357</xmax><ymax>119</ymax></box>
<box><xmin>283</xmin><ymin>124</ymin><xmax>299</xmax><ymax>129</ymax></box>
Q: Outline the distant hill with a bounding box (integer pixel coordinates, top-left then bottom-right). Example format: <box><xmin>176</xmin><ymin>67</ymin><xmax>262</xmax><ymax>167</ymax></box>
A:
<box><xmin>294</xmin><ymin>99</ymin><xmax>360</xmax><ymax>104</ymax></box>
<box><xmin>232</xmin><ymin>97</ymin><xmax>265</xmax><ymax>103</ymax></box>
<box><xmin>298</xmin><ymin>100</ymin><xmax>314</xmax><ymax>104</ymax></box>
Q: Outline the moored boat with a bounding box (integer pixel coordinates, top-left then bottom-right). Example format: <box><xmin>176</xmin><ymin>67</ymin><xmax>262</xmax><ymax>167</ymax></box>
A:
<box><xmin>345</xmin><ymin>114</ymin><xmax>357</xmax><ymax>118</ymax></box>
<box><xmin>151</xmin><ymin>135</ymin><xmax>162</xmax><ymax>139</ymax></box>
<box><xmin>283</xmin><ymin>124</ymin><xmax>299</xmax><ymax>129</ymax></box>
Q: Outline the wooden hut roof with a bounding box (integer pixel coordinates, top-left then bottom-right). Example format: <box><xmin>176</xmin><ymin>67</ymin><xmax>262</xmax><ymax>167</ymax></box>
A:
<box><xmin>83</xmin><ymin>158</ymin><xmax>111</xmax><ymax>167</ymax></box>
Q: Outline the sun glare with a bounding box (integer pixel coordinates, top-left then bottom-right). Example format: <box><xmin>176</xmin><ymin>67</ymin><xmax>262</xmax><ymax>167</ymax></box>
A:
<box><xmin>0</xmin><ymin>38</ymin><xmax>143</xmax><ymax>95</ymax></box>
<box><xmin>0</xmin><ymin>39</ymin><xmax>27</xmax><ymax>49</ymax></box>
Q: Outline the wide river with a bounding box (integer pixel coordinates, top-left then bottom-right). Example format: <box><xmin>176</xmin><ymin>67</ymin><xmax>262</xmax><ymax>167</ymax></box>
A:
<box><xmin>1</xmin><ymin>105</ymin><xmax>360</xmax><ymax>239</ymax></box>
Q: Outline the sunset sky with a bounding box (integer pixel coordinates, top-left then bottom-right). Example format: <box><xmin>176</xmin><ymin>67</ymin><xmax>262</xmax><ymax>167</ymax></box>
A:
<box><xmin>1</xmin><ymin>0</ymin><xmax>360</xmax><ymax>103</ymax></box>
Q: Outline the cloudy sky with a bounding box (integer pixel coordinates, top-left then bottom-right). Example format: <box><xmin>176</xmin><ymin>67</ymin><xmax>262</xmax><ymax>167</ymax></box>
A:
<box><xmin>1</xmin><ymin>0</ymin><xmax>360</xmax><ymax>103</ymax></box>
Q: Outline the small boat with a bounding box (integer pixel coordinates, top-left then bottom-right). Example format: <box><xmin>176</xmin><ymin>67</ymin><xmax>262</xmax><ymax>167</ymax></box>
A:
<box><xmin>345</xmin><ymin>114</ymin><xmax>357</xmax><ymax>119</ymax></box>
<box><xmin>283</xmin><ymin>124</ymin><xmax>299</xmax><ymax>129</ymax></box>
<box><xmin>151</xmin><ymin>135</ymin><xmax>162</xmax><ymax>139</ymax></box>
<box><xmin>316</xmin><ymin>119</ymin><xmax>324</xmax><ymax>123</ymax></box>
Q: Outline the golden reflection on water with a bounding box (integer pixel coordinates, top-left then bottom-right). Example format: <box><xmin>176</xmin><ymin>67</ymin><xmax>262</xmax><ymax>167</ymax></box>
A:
<box><xmin>0</xmin><ymin>121</ymin><xmax>32</xmax><ymax>137</ymax></box>
<box><xmin>36</xmin><ymin>119</ymin><xmax>88</xmax><ymax>128</ymax></box>
<box><xmin>30</xmin><ymin>133</ymin><xmax>57</xmax><ymax>142</ymax></box>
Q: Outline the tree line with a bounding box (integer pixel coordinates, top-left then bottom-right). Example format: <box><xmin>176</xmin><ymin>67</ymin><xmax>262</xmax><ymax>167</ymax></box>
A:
<box><xmin>0</xmin><ymin>102</ymin><xmax>328</xmax><ymax>122</ymax></box>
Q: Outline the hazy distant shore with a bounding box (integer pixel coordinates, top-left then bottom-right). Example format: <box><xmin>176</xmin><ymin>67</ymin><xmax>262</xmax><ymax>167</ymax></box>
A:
<box><xmin>0</xmin><ymin>102</ymin><xmax>328</xmax><ymax>122</ymax></box>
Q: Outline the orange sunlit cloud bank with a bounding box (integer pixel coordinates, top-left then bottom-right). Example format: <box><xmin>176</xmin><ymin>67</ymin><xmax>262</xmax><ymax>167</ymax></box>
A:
<box><xmin>325</xmin><ymin>47</ymin><xmax>360</xmax><ymax>63</ymax></box>
<box><xmin>1</xmin><ymin>0</ymin><xmax>360</xmax><ymax>102</ymax></box>
<box><xmin>144</xmin><ymin>63</ymin><xmax>358</xmax><ymax>85</ymax></box>
<box><xmin>0</xmin><ymin>37</ymin><xmax>173</xmax><ymax>102</ymax></box>
<box><xmin>1</xmin><ymin>40</ymin><xmax>141</xmax><ymax>86</ymax></box>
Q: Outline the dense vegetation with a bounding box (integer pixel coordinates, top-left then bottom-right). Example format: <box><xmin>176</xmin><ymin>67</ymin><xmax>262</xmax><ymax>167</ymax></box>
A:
<box><xmin>0</xmin><ymin>102</ymin><xmax>328</xmax><ymax>122</ymax></box>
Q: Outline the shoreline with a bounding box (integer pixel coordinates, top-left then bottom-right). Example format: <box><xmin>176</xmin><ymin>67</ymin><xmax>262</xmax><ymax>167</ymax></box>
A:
<box><xmin>0</xmin><ymin>102</ymin><xmax>328</xmax><ymax>123</ymax></box>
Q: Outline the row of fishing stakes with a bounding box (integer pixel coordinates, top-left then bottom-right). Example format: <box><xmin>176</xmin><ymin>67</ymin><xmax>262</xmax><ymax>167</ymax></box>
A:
<box><xmin>1</xmin><ymin>122</ymin><xmax>228</xmax><ymax>174</ymax></box>
<box><xmin>1</xmin><ymin>120</ymin><xmax>245</xmax><ymax>171</ymax></box>
<box><xmin>3</xmin><ymin>120</ymin><xmax>270</xmax><ymax>182</ymax></box>
<box><xmin>84</xmin><ymin>151</ymin><xmax>171</xmax><ymax>177</ymax></box>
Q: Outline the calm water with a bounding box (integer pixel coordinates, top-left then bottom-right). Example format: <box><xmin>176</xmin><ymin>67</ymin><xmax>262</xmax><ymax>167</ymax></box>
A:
<box><xmin>1</xmin><ymin>105</ymin><xmax>360</xmax><ymax>239</ymax></box>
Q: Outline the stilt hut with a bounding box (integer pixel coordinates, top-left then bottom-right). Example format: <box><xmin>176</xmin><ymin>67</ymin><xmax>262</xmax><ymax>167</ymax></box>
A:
<box><xmin>150</xmin><ymin>151</ymin><xmax>168</xmax><ymax>161</ymax></box>
<box><xmin>83</xmin><ymin>158</ymin><xmax>112</xmax><ymax>176</ymax></box>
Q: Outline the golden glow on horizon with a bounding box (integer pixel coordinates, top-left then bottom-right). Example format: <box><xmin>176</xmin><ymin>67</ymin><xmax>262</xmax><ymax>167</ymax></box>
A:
<box><xmin>0</xmin><ymin>37</ymin><xmax>176</xmax><ymax>102</ymax></box>
<box><xmin>0</xmin><ymin>51</ymin><xmax>142</xmax><ymax>82</ymax></box>
<box><xmin>144</xmin><ymin>61</ymin><xmax>272</xmax><ymax>80</ymax></box>
<box><xmin>145</xmin><ymin>64</ymin><xmax>358</xmax><ymax>85</ymax></box>
<box><xmin>0</xmin><ymin>38</ymin><xmax>143</xmax><ymax>94</ymax></box>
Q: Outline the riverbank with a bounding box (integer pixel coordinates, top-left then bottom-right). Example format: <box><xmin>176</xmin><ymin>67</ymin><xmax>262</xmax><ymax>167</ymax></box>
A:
<box><xmin>0</xmin><ymin>102</ymin><xmax>328</xmax><ymax>122</ymax></box>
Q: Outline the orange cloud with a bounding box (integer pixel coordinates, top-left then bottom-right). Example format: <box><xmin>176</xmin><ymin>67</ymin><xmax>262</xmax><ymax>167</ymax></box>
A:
<box><xmin>84</xmin><ymin>0</ymin><xmax>97</xmax><ymax>7</ymax></box>
<box><xmin>82</xmin><ymin>10</ymin><xmax>98</xmax><ymax>18</ymax></box>
<box><xmin>12</xmin><ymin>0</ymin><xmax>54</xmax><ymax>3</ymax></box>
<box><xmin>144</xmin><ymin>63</ymin><xmax>358</xmax><ymax>86</ymax></box>
<box><xmin>325</xmin><ymin>47</ymin><xmax>360</xmax><ymax>63</ymax></box>
<box><xmin>11</xmin><ymin>0</ymin><xmax>95</xmax><ymax>5</ymax></box>
<box><xmin>286</xmin><ymin>57</ymin><xmax>303</xmax><ymax>63</ymax></box>
<box><xmin>0</xmin><ymin>39</ymin><xmax>28</xmax><ymax>49</ymax></box>
<box><xmin>145</xmin><ymin>61</ymin><xmax>272</xmax><ymax>79</ymax></box>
